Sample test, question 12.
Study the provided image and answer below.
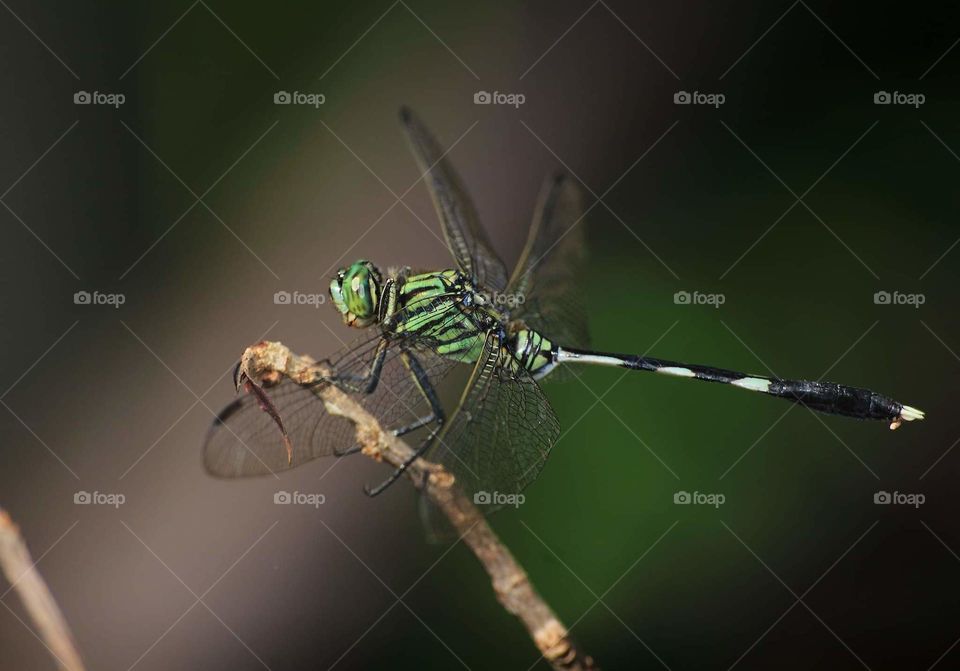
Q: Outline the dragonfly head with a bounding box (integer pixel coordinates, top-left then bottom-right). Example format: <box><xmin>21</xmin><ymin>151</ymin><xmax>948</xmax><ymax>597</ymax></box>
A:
<box><xmin>330</xmin><ymin>260</ymin><xmax>383</xmax><ymax>328</ymax></box>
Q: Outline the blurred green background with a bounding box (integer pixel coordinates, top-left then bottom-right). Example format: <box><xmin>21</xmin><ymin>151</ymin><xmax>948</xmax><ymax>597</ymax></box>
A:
<box><xmin>1</xmin><ymin>1</ymin><xmax>958</xmax><ymax>669</ymax></box>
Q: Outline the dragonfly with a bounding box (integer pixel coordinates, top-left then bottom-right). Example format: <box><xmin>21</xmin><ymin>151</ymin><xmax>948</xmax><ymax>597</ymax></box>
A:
<box><xmin>204</xmin><ymin>106</ymin><xmax>925</xmax><ymax>512</ymax></box>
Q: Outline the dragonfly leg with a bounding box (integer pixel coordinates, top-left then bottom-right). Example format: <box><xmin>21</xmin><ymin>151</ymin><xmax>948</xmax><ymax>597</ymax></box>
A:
<box><xmin>335</xmin><ymin>409</ymin><xmax>438</xmax><ymax>459</ymax></box>
<box><xmin>393</xmin><ymin>413</ymin><xmax>437</xmax><ymax>437</ymax></box>
<box><xmin>326</xmin><ymin>338</ymin><xmax>389</xmax><ymax>394</ymax></box>
<box><xmin>364</xmin><ymin>349</ymin><xmax>446</xmax><ymax>497</ymax></box>
<box><xmin>333</xmin><ymin>444</ymin><xmax>363</xmax><ymax>457</ymax></box>
<box><xmin>363</xmin><ymin>432</ymin><xmax>437</xmax><ymax>496</ymax></box>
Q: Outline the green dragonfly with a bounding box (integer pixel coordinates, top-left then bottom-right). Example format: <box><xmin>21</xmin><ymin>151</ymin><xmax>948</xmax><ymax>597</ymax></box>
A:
<box><xmin>204</xmin><ymin>107</ymin><xmax>924</xmax><ymax>507</ymax></box>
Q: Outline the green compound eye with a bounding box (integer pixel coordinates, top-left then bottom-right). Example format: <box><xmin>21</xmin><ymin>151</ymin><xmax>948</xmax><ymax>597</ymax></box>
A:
<box><xmin>343</xmin><ymin>261</ymin><xmax>378</xmax><ymax>318</ymax></box>
<box><xmin>330</xmin><ymin>260</ymin><xmax>382</xmax><ymax>327</ymax></box>
<box><xmin>329</xmin><ymin>277</ymin><xmax>347</xmax><ymax>314</ymax></box>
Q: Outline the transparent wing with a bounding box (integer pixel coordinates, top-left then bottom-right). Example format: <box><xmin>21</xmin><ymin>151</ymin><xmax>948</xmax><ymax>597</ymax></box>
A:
<box><xmin>203</xmin><ymin>340</ymin><xmax>463</xmax><ymax>478</ymax></box>
<box><xmin>203</xmin><ymin>376</ymin><xmax>355</xmax><ymax>477</ymax></box>
<box><xmin>426</xmin><ymin>331</ymin><xmax>560</xmax><ymax>510</ymax></box>
<box><xmin>204</xmin><ymin>297</ymin><xmax>474</xmax><ymax>478</ymax></box>
<box><xmin>400</xmin><ymin>107</ymin><xmax>508</xmax><ymax>292</ymax></box>
<box><xmin>507</xmin><ymin>172</ymin><xmax>590</xmax><ymax>351</ymax></box>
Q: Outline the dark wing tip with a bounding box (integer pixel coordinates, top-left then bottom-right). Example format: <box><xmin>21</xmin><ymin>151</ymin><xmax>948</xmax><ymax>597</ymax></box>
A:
<box><xmin>210</xmin><ymin>397</ymin><xmax>245</xmax><ymax>428</ymax></box>
<box><xmin>202</xmin><ymin>398</ymin><xmax>244</xmax><ymax>475</ymax></box>
<box><xmin>399</xmin><ymin>105</ymin><xmax>414</xmax><ymax>124</ymax></box>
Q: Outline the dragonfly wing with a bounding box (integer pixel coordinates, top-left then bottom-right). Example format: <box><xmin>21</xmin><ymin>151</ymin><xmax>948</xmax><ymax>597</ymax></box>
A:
<box><xmin>507</xmin><ymin>172</ymin><xmax>590</xmax><ymax>351</ymax></box>
<box><xmin>204</xmin><ymin>328</ymin><xmax>463</xmax><ymax>478</ymax></box>
<box><xmin>204</xmin><ymin>376</ymin><xmax>356</xmax><ymax>477</ymax></box>
<box><xmin>426</xmin><ymin>331</ymin><xmax>560</xmax><ymax>513</ymax></box>
<box><xmin>400</xmin><ymin>107</ymin><xmax>508</xmax><ymax>291</ymax></box>
<box><xmin>326</xmin><ymin>323</ymin><xmax>467</xmax><ymax>433</ymax></box>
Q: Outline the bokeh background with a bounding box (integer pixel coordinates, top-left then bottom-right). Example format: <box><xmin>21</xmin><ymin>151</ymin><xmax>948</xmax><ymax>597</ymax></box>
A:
<box><xmin>1</xmin><ymin>1</ymin><xmax>958</xmax><ymax>669</ymax></box>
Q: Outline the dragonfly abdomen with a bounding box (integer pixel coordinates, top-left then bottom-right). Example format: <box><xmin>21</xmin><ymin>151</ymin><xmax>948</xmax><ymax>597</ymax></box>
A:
<box><xmin>554</xmin><ymin>347</ymin><xmax>923</xmax><ymax>428</ymax></box>
<box><xmin>506</xmin><ymin>328</ymin><xmax>556</xmax><ymax>378</ymax></box>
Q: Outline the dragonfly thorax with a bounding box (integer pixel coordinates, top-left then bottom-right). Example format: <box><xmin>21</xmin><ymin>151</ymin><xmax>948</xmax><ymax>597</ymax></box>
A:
<box><xmin>389</xmin><ymin>268</ymin><xmax>558</xmax><ymax>375</ymax></box>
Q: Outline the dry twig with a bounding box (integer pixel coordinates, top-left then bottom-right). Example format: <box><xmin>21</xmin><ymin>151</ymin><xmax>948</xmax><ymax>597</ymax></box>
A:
<box><xmin>0</xmin><ymin>509</ymin><xmax>85</xmax><ymax>671</ymax></box>
<box><xmin>239</xmin><ymin>340</ymin><xmax>598</xmax><ymax>671</ymax></box>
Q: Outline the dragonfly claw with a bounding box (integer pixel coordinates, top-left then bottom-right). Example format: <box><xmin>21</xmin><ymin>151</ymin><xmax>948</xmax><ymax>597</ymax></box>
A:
<box><xmin>363</xmin><ymin>475</ymin><xmax>398</xmax><ymax>497</ymax></box>
<box><xmin>237</xmin><ymin>364</ymin><xmax>295</xmax><ymax>466</ymax></box>
<box><xmin>232</xmin><ymin>360</ymin><xmax>245</xmax><ymax>391</ymax></box>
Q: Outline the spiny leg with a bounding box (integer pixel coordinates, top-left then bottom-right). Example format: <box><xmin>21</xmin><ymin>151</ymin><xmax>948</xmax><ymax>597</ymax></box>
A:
<box><xmin>554</xmin><ymin>347</ymin><xmax>924</xmax><ymax>428</ymax></box>
<box><xmin>315</xmin><ymin>338</ymin><xmax>391</xmax><ymax>458</ymax></box>
<box><xmin>391</xmin><ymin>413</ymin><xmax>440</xmax><ymax>438</ymax></box>
<box><xmin>364</xmin><ymin>349</ymin><xmax>446</xmax><ymax>496</ymax></box>
<box><xmin>334</xmin><ymin>412</ymin><xmax>436</xmax><ymax>458</ymax></box>
<box><xmin>328</xmin><ymin>339</ymin><xmax>435</xmax><ymax>459</ymax></box>
<box><xmin>326</xmin><ymin>338</ymin><xmax>390</xmax><ymax>394</ymax></box>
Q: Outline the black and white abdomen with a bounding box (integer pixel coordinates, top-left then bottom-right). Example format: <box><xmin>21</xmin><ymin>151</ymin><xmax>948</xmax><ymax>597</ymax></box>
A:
<box><xmin>506</xmin><ymin>328</ymin><xmax>556</xmax><ymax>379</ymax></box>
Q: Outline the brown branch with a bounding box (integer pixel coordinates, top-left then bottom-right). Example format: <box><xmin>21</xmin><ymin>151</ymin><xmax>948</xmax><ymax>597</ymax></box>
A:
<box><xmin>0</xmin><ymin>509</ymin><xmax>86</xmax><ymax>671</ymax></box>
<box><xmin>239</xmin><ymin>341</ymin><xmax>599</xmax><ymax>671</ymax></box>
